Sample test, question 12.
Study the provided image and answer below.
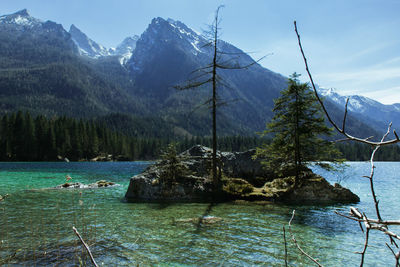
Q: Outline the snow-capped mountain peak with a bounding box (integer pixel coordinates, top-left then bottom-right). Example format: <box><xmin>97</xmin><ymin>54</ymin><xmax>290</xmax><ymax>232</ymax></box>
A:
<box><xmin>166</xmin><ymin>18</ymin><xmax>204</xmax><ymax>54</ymax></box>
<box><xmin>319</xmin><ymin>87</ymin><xmax>370</xmax><ymax>112</ymax></box>
<box><xmin>69</xmin><ymin>24</ymin><xmax>110</xmax><ymax>58</ymax></box>
<box><xmin>110</xmin><ymin>35</ymin><xmax>139</xmax><ymax>65</ymax></box>
<box><xmin>149</xmin><ymin>17</ymin><xmax>205</xmax><ymax>55</ymax></box>
<box><xmin>318</xmin><ymin>86</ymin><xmax>400</xmax><ymax>131</ymax></box>
<box><xmin>14</xmin><ymin>9</ymin><xmax>29</xmax><ymax>17</ymax></box>
<box><xmin>126</xmin><ymin>17</ymin><xmax>208</xmax><ymax>71</ymax></box>
<box><xmin>0</xmin><ymin>9</ymin><xmax>42</xmax><ymax>28</ymax></box>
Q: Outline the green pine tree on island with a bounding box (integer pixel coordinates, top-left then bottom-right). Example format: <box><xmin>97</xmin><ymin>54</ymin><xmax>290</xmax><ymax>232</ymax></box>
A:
<box><xmin>255</xmin><ymin>73</ymin><xmax>343</xmax><ymax>187</ymax></box>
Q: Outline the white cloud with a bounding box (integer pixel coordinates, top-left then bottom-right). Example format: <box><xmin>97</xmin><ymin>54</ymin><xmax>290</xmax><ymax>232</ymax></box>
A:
<box><xmin>362</xmin><ymin>86</ymin><xmax>400</xmax><ymax>104</ymax></box>
<box><xmin>316</xmin><ymin>67</ymin><xmax>400</xmax><ymax>84</ymax></box>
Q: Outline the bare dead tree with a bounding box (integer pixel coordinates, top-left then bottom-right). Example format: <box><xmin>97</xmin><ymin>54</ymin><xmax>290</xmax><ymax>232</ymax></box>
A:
<box><xmin>294</xmin><ymin>20</ymin><xmax>400</xmax><ymax>266</ymax></box>
<box><xmin>175</xmin><ymin>5</ymin><xmax>263</xmax><ymax>194</ymax></box>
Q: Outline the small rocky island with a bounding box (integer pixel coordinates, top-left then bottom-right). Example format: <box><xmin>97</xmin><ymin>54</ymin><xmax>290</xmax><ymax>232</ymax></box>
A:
<box><xmin>125</xmin><ymin>145</ymin><xmax>359</xmax><ymax>203</ymax></box>
<box><xmin>33</xmin><ymin>180</ymin><xmax>119</xmax><ymax>191</ymax></box>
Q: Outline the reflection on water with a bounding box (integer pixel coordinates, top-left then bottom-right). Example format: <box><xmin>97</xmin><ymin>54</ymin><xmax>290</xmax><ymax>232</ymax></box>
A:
<box><xmin>0</xmin><ymin>161</ymin><xmax>399</xmax><ymax>266</ymax></box>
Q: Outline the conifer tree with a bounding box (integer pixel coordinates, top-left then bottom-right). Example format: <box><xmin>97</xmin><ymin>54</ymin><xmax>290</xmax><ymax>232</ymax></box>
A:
<box><xmin>255</xmin><ymin>73</ymin><xmax>342</xmax><ymax>186</ymax></box>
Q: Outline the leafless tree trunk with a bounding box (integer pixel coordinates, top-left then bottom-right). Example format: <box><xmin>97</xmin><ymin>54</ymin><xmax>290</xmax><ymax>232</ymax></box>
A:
<box><xmin>211</xmin><ymin>6</ymin><xmax>220</xmax><ymax>192</ymax></box>
<box><xmin>175</xmin><ymin>6</ymin><xmax>263</xmax><ymax>195</ymax></box>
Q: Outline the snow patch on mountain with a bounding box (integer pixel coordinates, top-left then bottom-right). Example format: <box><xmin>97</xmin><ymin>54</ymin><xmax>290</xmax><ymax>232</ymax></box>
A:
<box><xmin>69</xmin><ymin>24</ymin><xmax>110</xmax><ymax>58</ymax></box>
<box><xmin>110</xmin><ymin>36</ymin><xmax>139</xmax><ymax>65</ymax></box>
<box><xmin>167</xmin><ymin>18</ymin><xmax>204</xmax><ymax>55</ymax></box>
<box><xmin>0</xmin><ymin>9</ymin><xmax>42</xmax><ymax>28</ymax></box>
<box><xmin>319</xmin><ymin>87</ymin><xmax>400</xmax><ymax>130</ymax></box>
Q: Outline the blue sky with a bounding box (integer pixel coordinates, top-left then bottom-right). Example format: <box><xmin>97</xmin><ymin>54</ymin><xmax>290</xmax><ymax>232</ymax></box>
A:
<box><xmin>2</xmin><ymin>0</ymin><xmax>400</xmax><ymax>104</ymax></box>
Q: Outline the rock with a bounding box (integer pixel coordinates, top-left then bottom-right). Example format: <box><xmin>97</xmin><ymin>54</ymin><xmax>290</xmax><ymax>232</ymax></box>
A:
<box><xmin>125</xmin><ymin>145</ymin><xmax>359</xmax><ymax>204</ymax></box>
<box><xmin>181</xmin><ymin>145</ymin><xmax>271</xmax><ymax>186</ymax></box>
<box><xmin>0</xmin><ymin>194</ymin><xmax>10</xmax><ymax>202</ymax></box>
<box><xmin>125</xmin><ymin>163</ymin><xmax>214</xmax><ymax>201</ymax></box>
<box><xmin>32</xmin><ymin>180</ymin><xmax>119</xmax><ymax>190</ymax></box>
<box><xmin>95</xmin><ymin>180</ymin><xmax>117</xmax><ymax>187</ymax></box>
<box><xmin>90</xmin><ymin>155</ymin><xmax>113</xmax><ymax>162</ymax></box>
<box><xmin>222</xmin><ymin>178</ymin><xmax>254</xmax><ymax>196</ymax></box>
<box><xmin>57</xmin><ymin>155</ymin><xmax>69</xmax><ymax>162</ymax></box>
<box><xmin>262</xmin><ymin>172</ymin><xmax>360</xmax><ymax>203</ymax></box>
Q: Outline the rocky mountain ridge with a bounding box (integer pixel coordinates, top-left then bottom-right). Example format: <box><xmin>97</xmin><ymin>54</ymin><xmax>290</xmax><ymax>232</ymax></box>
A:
<box><xmin>0</xmin><ymin>9</ymin><xmax>392</xmax><ymax>138</ymax></box>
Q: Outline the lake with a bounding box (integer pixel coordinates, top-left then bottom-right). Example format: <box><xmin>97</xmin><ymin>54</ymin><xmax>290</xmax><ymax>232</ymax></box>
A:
<box><xmin>0</xmin><ymin>161</ymin><xmax>399</xmax><ymax>266</ymax></box>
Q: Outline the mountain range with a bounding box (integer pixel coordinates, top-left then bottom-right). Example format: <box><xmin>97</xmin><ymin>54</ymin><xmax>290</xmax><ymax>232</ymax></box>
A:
<box><xmin>0</xmin><ymin>9</ymin><xmax>397</xmax><ymax>139</ymax></box>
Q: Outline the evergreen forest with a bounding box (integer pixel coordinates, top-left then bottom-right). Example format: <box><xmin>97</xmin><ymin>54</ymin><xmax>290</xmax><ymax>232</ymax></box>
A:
<box><xmin>0</xmin><ymin>111</ymin><xmax>399</xmax><ymax>162</ymax></box>
<box><xmin>0</xmin><ymin>111</ymin><xmax>264</xmax><ymax>161</ymax></box>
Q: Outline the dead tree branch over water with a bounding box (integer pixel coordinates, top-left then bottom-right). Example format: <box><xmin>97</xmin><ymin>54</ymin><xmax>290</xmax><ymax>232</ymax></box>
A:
<box><xmin>294</xmin><ymin>20</ymin><xmax>400</xmax><ymax>266</ymax></box>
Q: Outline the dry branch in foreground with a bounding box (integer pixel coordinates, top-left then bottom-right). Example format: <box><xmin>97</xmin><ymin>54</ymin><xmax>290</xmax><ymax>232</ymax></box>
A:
<box><xmin>72</xmin><ymin>226</ymin><xmax>98</xmax><ymax>267</ymax></box>
<box><xmin>294</xmin><ymin>20</ymin><xmax>400</xmax><ymax>266</ymax></box>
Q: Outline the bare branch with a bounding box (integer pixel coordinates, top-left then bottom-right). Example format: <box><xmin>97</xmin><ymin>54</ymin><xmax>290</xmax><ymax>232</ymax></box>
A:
<box><xmin>368</xmin><ymin>123</ymin><xmax>392</xmax><ymax>221</ymax></box>
<box><xmin>283</xmin><ymin>225</ymin><xmax>288</xmax><ymax>267</ymax></box>
<box><xmin>342</xmin><ymin>98</ymin><xmax>349</xmax><ymax>133</ymax></box>
<box><xmin>288</xmin><ymin>210</ymin><xmax>323</xmax><ymax>266</ymax></box>
<box><xmin>216</xmin><ymin>55</ymin><xmax>266</xmax><ymax>70</ymax></box>
<box><xmin>386</xmin><ymin>243</ymin><xmax>400</xmax><ymax>267</ymax></box>
<box><xmin>336</xmin><ymin>210</ymin><xmax>400</xmax><ymax>226</ymax></box>
<box><xmin>295</xmin><ymin>20</ymin><xmax>400</xmax><ymax>266</ymax></box>
<box><xmin>390</xmin><ymin>236</ymin><xmax>399</xmax><ymax>248</ymax></box>
<box><xmin>174</xmin><ymin>78</ymin><xmax>213</xmax><ymax>91</ymax></box>
<box><xmin>394</xmin><ymin>130</ymin><xmax>399</xmax><ymax>140</ymax></box>
<box><xmin>359</xmin><ymin>228</ymin><xmax>370</xmax><ymax>267</ymax></box>
<box><xmin>73</xmin><ymin>226</ymin><xmax>99</xmax><ymax>267</ymax></box>
<box><xmin>294</xmin><ymin>20</ymin><xmax>400</xmax><ymax>147</ymax></box>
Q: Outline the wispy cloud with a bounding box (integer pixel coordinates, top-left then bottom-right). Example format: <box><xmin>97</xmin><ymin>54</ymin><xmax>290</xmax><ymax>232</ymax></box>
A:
<box><xmin>316</xmin><ymin>67</ymin><xmax>400</xmax><ymax>85</ymax></box>
<box><xmin>314</xmin><ymin>66</ymin><xmax>400</xmax><ymax>104</ymax></box>
<box><xmin>362</xmin><ymin>86</ymin><xmax>400</xmax><ymax>105</ymax></box>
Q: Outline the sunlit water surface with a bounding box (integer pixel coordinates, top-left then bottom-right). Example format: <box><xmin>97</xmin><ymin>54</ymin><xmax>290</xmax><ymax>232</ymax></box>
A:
<box><xmin>0</xmin><ymin>161</ymin><xmax>399</xmax><ymax>266</ymax></box>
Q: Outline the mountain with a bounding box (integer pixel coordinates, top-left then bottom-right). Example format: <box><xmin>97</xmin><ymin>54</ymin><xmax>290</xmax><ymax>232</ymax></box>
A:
<box><xmin>109</xmin><ymin>35</ymin><xmax>139</xmax><ymax>64</ymax></box>
<box><xmin>320</xmin><ymin>88</ymin><xmax>400</xmax><ymax>134</ymax></box>
<box><xmin>0</xmin><ymin>9</ymin><xmax>77</xmax><ymax>60</ymax></box>
<box><xmin>69</xmin><ymin>24</ymin><xmax>110</xmax><ymax>58</ymax></box>
<box><xmin>125</xmin><ymin>17</ymin><xmax>288</xmax><ymax>134</ymax></box>
<box><xmin>0</xmin><ymin>9</ymin><xmax>144</xmax><ymax>118</ymax></box>
<box><xmin>0</xmin><ymin>9</ymin><xmax>388</xmax><ymax>139</ymax></box>
<box><xmin>0</xmin><ymin>9</ymin><xmax>41</xmax><ymax>28</ymax></box>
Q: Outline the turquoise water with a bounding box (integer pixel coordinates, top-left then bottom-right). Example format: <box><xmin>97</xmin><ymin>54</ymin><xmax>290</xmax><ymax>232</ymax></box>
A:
<box><xmin>0</xmin><ymin>161</ymin><xmax>399</xmax><ymax>266</ymax></box>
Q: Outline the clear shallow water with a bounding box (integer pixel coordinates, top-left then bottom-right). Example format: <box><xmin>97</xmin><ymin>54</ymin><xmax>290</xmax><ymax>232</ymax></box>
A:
<box><xmin>0</xmin><ymin>161</ymin><xmax>399</xmax><ymax>266</ymax></box>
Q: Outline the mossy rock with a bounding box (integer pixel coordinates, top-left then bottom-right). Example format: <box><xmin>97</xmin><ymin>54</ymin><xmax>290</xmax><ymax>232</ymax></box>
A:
<box><xmin>95</xmin><ymin>180</ymin><xmax>115</xmax><ymax>187</ymax></box>
<box><xmin>223</xmin><ymin>178</ymin><xmax>254</xmax><ymax>196</ymax></box>
<box><xmin>0</xmin><ymin>194</ymin><xmax>10</xmax><ymax>201</ymax></box>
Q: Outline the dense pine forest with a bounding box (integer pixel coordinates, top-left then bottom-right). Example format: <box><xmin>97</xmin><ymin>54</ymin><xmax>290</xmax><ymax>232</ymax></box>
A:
<box><xmin>0</xmin><ymin>111</ymin><xmax>263</xmax><ymax>161</ymax></box>
<box><xmin>0</xmin><ymin>111</ymin><xmax>399</xmax><ymax>162</ymax></box>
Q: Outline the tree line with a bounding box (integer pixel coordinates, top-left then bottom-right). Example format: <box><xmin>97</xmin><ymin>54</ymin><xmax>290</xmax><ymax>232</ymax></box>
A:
<box><xmin>0</xmin><ymin>111</ymin><xmax>264</xmax><ymax>161</ymax></box>
<box><xmin>0</xmin><ymin>111</ymin><xmax>399</xmax><ymax>162</ymax></box>
<box><xmin>335</xmin><ymin>141</ymin><xmax>400</xmax><ymax>161</ymax></box>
